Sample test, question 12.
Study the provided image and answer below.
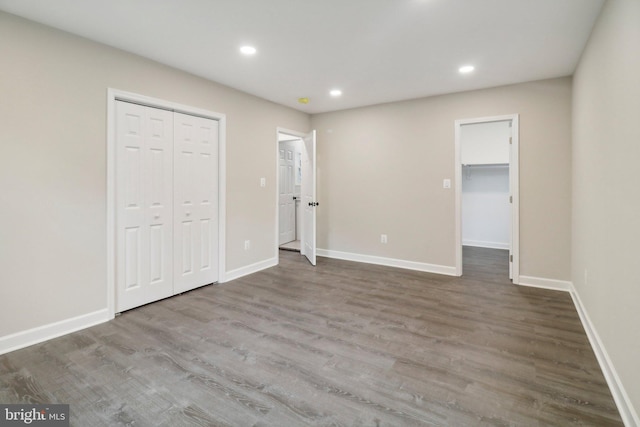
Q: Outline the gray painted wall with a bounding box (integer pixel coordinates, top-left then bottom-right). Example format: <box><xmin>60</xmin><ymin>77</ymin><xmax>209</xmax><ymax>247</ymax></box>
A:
<box><xmin>573</xmin><ymin>0</ymin><xmax>640</xmax><ymax>417</ymax></box>
<box><xmin>0</xmin><ymin>11</ymin><xmax>309</xmax><ymax>337</ymax></box>
<box><xmin>311</xmin><ymin>78</ymin><xmax>572</xmax><ymax>280</ymax></box>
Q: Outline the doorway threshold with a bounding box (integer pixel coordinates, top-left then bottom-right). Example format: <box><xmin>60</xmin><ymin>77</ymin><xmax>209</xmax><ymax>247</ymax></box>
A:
<box><xmin>280</xmin><ymin>240</ymin><xmax>301</xmax><ymax>252</ymax></box>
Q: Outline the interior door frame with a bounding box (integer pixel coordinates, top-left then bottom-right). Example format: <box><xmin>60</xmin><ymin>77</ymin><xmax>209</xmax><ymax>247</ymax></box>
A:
<box><xmin>454</xmin><ymin>114</ymin><xmax>519</xmax><ymax>283</ymax></box>
<box><xmin>275</xmin><ymin>127</ymin><xmax>308</xmax><ymax>263</ymax></box>
<box><xmin>107</xmin><ymin>88</ymin><xmax>227</xmax><ymax>319</ymax></box>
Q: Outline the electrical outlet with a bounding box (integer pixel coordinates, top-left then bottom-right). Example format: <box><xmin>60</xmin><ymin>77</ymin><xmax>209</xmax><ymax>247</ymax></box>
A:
<box><xmin>381</xmin><ymin>234</ymin><xmax>388</xmax><ymax>244</ymax></box>
<box><xmin>244</xmin><ymin>240</ymin><xmax>251</xmax><ymax>250</ymax></box>
<box><xmin>260</xmin><ymin>177</ymin><xmax>266</xmax><ymax>187</ymax></box>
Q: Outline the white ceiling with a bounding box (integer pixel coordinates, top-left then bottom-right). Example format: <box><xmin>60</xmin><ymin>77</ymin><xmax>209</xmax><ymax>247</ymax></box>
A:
<box><xmin>0</xmin><ymin>0</ymin><xmax>605</xmax><ymax>114</ymax></box>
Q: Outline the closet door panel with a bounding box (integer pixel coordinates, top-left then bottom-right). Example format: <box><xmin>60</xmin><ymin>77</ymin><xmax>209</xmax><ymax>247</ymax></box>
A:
<box><xmin>116</xmin><ymin>101</ymin><xmax>173</xmax><ymax>312</ymax></box>
<box><xmin>174</xmin><ymin>113</ymin><xmax>219</xmax><ymax>293</ymax></box>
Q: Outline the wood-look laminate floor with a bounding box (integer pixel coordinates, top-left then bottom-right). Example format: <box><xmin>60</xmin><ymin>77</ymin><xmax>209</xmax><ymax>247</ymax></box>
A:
<box><xmin>0</xmin><ymin>248</ymin><xmax>623</xmax><ymax>426</ymax></box>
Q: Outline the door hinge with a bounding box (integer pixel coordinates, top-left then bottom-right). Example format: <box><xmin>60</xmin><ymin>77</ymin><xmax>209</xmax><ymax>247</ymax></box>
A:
<box><xmin>510</xmin><ymin>255</ymin><xmax>513</xmax><ymax>262</ymax></box>
<box><xmin>509</xmin><ymin>195</ymin><xmax>513</xmax><ymax>203</ymax></box>
<box><xmin>509</xmin><ymin>137</ymin><xmax>512</xmax><ymax>145</ymax></box>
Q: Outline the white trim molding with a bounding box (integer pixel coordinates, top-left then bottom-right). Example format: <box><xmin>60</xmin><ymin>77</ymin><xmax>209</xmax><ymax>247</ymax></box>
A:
<box><xmin>223</xmin><ymin>257</ymin><xmax>278</xmax><ymax>283</ymax></box>
<box><xmin>317</xmin><ymin>249</ymin><xmax>457</xmax><ymax>276</ymax></box>
<box><xmin>517</xmin><ymin>275</ymin><xmax>573</xmax><ymax>292</ymax></box>
<box><xmin>0</xmin><ymin>309</ymin><xmax>109</xmax><ymax>356</ymax></box>
<box><xmin>570</xmin><ymin>289</ymin><xmax>640</xmax><ymax>427</ymax></box>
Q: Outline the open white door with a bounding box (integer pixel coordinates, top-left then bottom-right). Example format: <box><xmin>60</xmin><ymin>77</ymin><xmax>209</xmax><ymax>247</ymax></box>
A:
<box><xmin>301</xmin><ymin>130</ymin><xmax>317</xmax><ymax>265</ymax></box>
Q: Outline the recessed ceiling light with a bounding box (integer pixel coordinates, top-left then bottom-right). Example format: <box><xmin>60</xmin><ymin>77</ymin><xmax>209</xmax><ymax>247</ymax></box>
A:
<box><xmin>240</xmin><ymin>46</ymin><xmax>257</xmax><ymax>55</ymax></box>
<box><xmin>459</xmin><ymin>65</ymin><xmax>475</xmax><ymax>74</ymax></box>
<box><xmin>330</xmin><ymin>89</ymin><xmax>342</xmax><ymax>97</ymax></box>
<box><xmin>298</xmin><ymin>97</ymin><xmax>310</xmax><ymax>104</ymax></box>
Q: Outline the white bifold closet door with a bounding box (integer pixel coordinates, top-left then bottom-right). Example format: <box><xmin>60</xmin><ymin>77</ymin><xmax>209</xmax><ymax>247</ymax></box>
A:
<box><xmin>115</xmin><ymin>102</ymin><xmax>218</xmax><ymax>312</ymax></box>
<box><xmin>116</xmin><ymin>102</ymin><xmax>174</xmax><ymax>312</ymax></box>
<box><xmin>173</xmin><ymin>112</ymin><xmax>219</xmax><ymax>294</ymax></box>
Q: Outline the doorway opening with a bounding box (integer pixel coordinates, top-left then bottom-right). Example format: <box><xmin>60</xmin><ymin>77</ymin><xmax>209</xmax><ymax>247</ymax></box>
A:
<box><xmin>278</xmin><ymin>134</ymin><xmax>303</xmax><ymax>252</ymax></box>
<box><xmin>275</xmin><ymin>128</ymin><xmax>317</xmax><ymax>266</ymax></box>
<box><xmin>454</xmin><ymin>114</ymin><xmax>519</xmax><ymax>284</ymax></box>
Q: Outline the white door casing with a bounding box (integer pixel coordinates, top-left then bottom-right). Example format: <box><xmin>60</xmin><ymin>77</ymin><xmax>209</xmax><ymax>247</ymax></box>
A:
<box><xmin>454</xmin><ymin>114</ymin><xmax>519</xmax><ymax>283</ymax></box>
<box><xmin>508</xmin><ymin>125</ymin><xmax>514</xmax><ymax>280</ymax></box>
<box><xmin>173</xmin><ymin>113</ymin><xmax>219</xmax><ymax>294</ymax></box>
<box><xmin>301</xmin><ymin>130</ymin><xmax>317</xmax><ymax>266</ymax></box>
<box><xmin>278</xmin><ymin>140</ymin><xmax>296</xmax><ymax>245</ymax></box>
<box><xmin>507</xmin><ymin>117</ymin><xmax>519</xmax><ymax>283</ymax></box>
<box><xmin>115</xmin><ymin>101</ymin><xmax>174</xmax><ymax>312</ymax></box>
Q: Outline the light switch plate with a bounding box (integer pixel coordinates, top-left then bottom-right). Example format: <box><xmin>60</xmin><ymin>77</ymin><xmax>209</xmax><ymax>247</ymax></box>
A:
<box><xmin>260</xmin><ymin>177</ymin><xmax>266</xmax><ymax>187</ymax></box>
<box><xmin>443</xmin><ymin>179</ymin><xmax>451</xmax><ymax>189</ymax></box>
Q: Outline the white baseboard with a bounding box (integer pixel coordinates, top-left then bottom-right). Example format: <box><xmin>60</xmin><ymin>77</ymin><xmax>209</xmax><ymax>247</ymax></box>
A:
<box><xmin>518</xmin><ymin>275</ymin><xmax>573</xmax><ymax>292</ymax></box>
<box><xmin>0</xmin><ymin>309</ymin><xmax>109</xmax><ymax>356</ymax></box>
<box><xmin>570</xmin><ymin>288</ymin><xmax>640</xmax><ymax>427</ymax></box>
<box><xmin>223</xmin><ymin>257</ymin><xmax>278</xmax><ymax>283</ymax></box>
<box><xmin>517</xmin><ymin>276</ymin><xmax>638</xmax><ymax>426</ymax></box>
<box><xmin>0</xmin><ymin>256</ymin><xmax>280</xmax><ymax>356</ymax></box>
<box><xmin>463</xmin><ymin>240</ymin><xmax>510</xmax><ymax>250</ymax></box>
<box><xmin>316</xmin><ymin>249</ymin><xmax>457</xmax><ymax>276</ymax></box>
